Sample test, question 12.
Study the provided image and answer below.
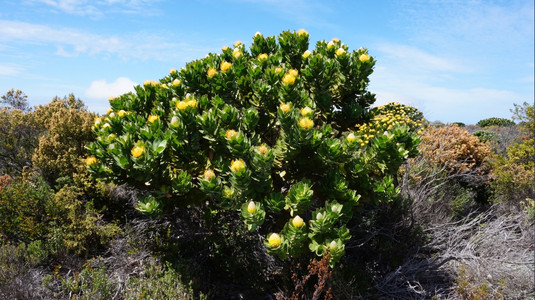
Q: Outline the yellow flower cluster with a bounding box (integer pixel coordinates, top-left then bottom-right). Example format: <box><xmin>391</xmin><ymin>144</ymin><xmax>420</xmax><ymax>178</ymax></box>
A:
<box><xmin>86</xmin><ymin>156</ymin><xmax>97</xmax><ymax>166</ymax></box>
<box><xmin>131</xmin><ymin>145</ymin><xmax>145</xmax><ymax>158</ymax></box>
<box><xmin>258</xmin><ymin>53</ymin><xmax>268</xmax><ymax>61</ymax></box>
<box><xmin>233</xmin><ymin>48</ymin><xmax>242</xmax><ymax>59</ymax></box>
<box><xmin>335</xmin><ymin>48</ymin><xmax>346</xmax><ymax>56</ymax></box>
<box><xmin>172</xmin><ymin>79</ymin><xmax>181</xmax><ymax>87</ymax></box>
<box><xmin>302</xmin><ymin>50</ymin><xmax>311</xmax><ymax>58</ymax></box>
<box><xmin>282</xmin><ymin>69</ymin><xmax>298</xmax><ymax>85</ymax></box>
<box><xmin>297</xmin><ymin>29</ymin><xmax>308</xmax><ymax>36</ymax></box>
<box><xmin>176</xmin><ymin>98</ymin><xmax>198</xmax><ymax>111</ymax></box>
<box><xmin>225</xmin><ymin>129</ymin><xmax>237</xmax><ymax>139</ymax></box>
<box><xmin>118</xmin><ymin>110</ymin><xmax>126</xmax><ymax>117</ymax></box>
<box><xmin>148</xmin><ymin>115</ymin><xmax>159</xmax><ymax>123</ymax></box>
<box><xmin>359</xmin><ymin>53</ymin><xmax>370</xmax><ymax>62</ymax></box>
<box><xmin>207</xmin><ymin>67</ymin><xmax>218</xmax><ymax>78</ymax></box>
<box><xmin>298</xmin><ymin>117</ymin><xmax>314</xmax><ymax>130</ymax></box>
<box><xmin>280</xmin><ymin>102</ymin><xmax>291</xmax><ymax>113</ymax></box>
<box><xmin>220</xmin><ymin>61</ymin><xmax>232</xmax><ymax>72</ymax></box>
<box><xmin>143</xmin><ymin>80</ymin><xmax>159</xmax><ymax>87</ymax></box>
<box><xmin>275</xmin><ymin>67</ymin><xmax>283</xmax><ymax>74</ymax></box>
<box><xmin>300</xmin><ymin>107</ymin><xmax>313</xmax><ymax>116</ymax></box>
<box><xmin>257</xmin><ymin>144</ymin><xmax>269</xmax><ymax>155</ymax></box>
<box><xmin>204</xmin><ymin>169</ymin><xmax>215</xmax><ymax>180</ymax></box>
<box><xmin>230</xmin><ymin>159</ymin><xmax>246</xmax><ymax>172</ymax></box>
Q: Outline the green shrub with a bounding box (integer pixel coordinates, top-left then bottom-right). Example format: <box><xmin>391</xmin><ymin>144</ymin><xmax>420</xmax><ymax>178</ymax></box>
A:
<box><xmin>87</xmin><ymin>30</ymin><xmax>420</xmax><ymax>266</ymax></box>
<box><xmin>476</xmin><ymin>117</ymin><xmax>515</xmax><ymax>127</ymax></box>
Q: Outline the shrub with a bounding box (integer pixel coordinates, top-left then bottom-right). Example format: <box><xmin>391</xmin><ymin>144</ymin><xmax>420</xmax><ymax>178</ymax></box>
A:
<box><xmin>476</xmin><ymin>117</ymin><xmax>515</xmax><ymax>127</ymax></box>
<box><xmin>402</xmin><ymin>125</ymin><xmax>492</xmax><ymax>223</ymax></box>
<box><xmin>87</xmin><ymin>30</ymin><xmax>420</xmax><ymax>267</ymax></box>
<box><xmin>32</xmin><ymin>94</ymin><xmax>96</xmax><ymax>188</ymax></box>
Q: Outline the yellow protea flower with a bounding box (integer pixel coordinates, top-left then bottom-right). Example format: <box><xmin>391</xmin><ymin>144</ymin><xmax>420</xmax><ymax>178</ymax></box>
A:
<box><xmin>257</xmin><ymin>144</ymin><xmax>269</xmax><ymax>155</ymax></box>
<box><xmin>131</xmin><ymin>145</ymin><xmax>145</xmax><ymax>158</ymax></box>
<box><xmin>220</xmin><ymin>61</ymin><xmax>232</xmax><ymax>72</ymax></box>
<box><xmin>282</xmin><ymin>74</ymin><xmax>296</xmax><ymax>85</ymax></box>
<box><xmin>300</xmin><ymin>106</ymin><xmax>313</xmax><ymax>116</ymax></box>
<box><xmin>292</xmin><ymin>215</ymin><xmax>304</xmax><ymax>227</ymax></box>
<box><xmin>176</xmin><ymin>101</ymin><xmax>188</xmax><ymax>111</ymax></box>
<box><xmin>233</xmin><ymin>49</ymin><xmax>242</xmax><ymax>59</ymax></box>
<box><xmin>225</xmin><ymin>129</ymin><xmax>237</xmax><ymax>139</ymax></box>
<box><xmin>94</xmin><ymin>117</ymin><xmax>102</xmax><ymax>126</ymax></box>
<box><xmin>254</xmin><ymin>31</ymin><xmax>262</xmax><ymax>37</ymax></box>
<box><xmin>335</xmin><ymin>48</ymin><xmax>346</xmax><ymax>56</ymax></box>
<box><xmin>221</xmin><ymin>45</ymin><xmax>229</xmax><ymax>51</ymax></box>
<box><xmin>268</xmin><ymin>233</ymin><xmax>281</xmax><ymax>247</ymax></box>
<box><xmin>172</xmin><ymin>79</ymin><xmax>181</xmax><ymax>87</ymax></box>
<box><xmin>280</xmin><ymin>103</ymin><xmax>291</xmax><ymax>113</ymax></box>
<box><xmin>169</xmin><ymin>68</ymin><xmax>177</xmax><ymax>75</ymax></box>
<box><xmin>102</xmin><ymin>123</ymin><xmax>111</xmax><ymax>130</ymax></box>
<box><xmin>297</xmin><ymin>29</ymin><xmax>308</xmax><ymax>36</ymax></box>
<box><xmin>327</xmin><ymin>41</ymin><xmax>335</xmax><ymax>49</ymax></box>
<box><xmin>143</xmin><ymin>80</ymin><xmax>151</xmax><ymax>86</ymax></box>
<box><xmin>148</xmin><ymin>115</ymin><xmax>159</xmax><ymax>123</ymax></box>
<box><xmin>187</xmin><ymin>99</ymin><xmax>197</xmax><ymax>108</ymax></box>
<box><xmin>288</xmin><ymin>69</ymin><xmax>298</xmax><ymax>77</ymax></box>
<box><xmin>108</xmin><ymin>133</ymin><xmax>116</xmax><ymax>140</ymax></box>
<box><xmin>258</xmin><ymin>53</ymin><xmax>268</xmax><ymax>60</ymax></box>
<box><xmin>298</xmin><ymin>117</ymin><xmax>314</xmax><ymax>130</ymax></box>
<box><xmin>108</xmin><ymin>96</ymin><xmax>115</xmax><ymax>103</ymax></box>
<box><xmin>331</xmin><ymin>37</ymin><xmax>340</xmax><ymax>43</ymax></box>
<box><xmin>302</xmin><ymin>50</ymin><xmax>311</xmax><ymax>58</ymax></box>
<box><xmin>204</xmin><ymin>169</ymin><xmax>215</xmax><ymax>180</ymax></box>
<box><xmin>207</xmin><ymin>67</ymin><xmax>218</xmax><ymax>78</ymax></box>
<box><xmin>117</xmin><ymin>110</ymin><xmax>126</xmax><ymax>117</ymax></box>
<box><xmin>274</xmin><ymin>67</ymin><xmax>283</xmax><ymax>74</ymax></box>
<box><xmin>316</xmin><ymin>212</ymin><xmax>324</xmax><ymax>220</ymax></box>
<box><xmin>86</xmin><ymin>156</ymin><xmax>97</xmax><ymax>166</ymax></box>
<box><xmin>230</xmin><ymin>159</ymin><xmax>246</xmax><ymax>172</ymax></box>
<box><xmin>359</xmin><ymin>53</ymin><xmax>370</xmax><ymax>62</ymax></box>
<box><xmin>247</xmin><ymin>201</ymin><xmax>257</xmax><ymax>214</ymax></box>
<box><xmin>106</xmin><ymin>108</ymin><xmax>113</xmax><ymax>115</ymax></box>
<box><xmin>346</xmin><ymin>133</ymin><xmax>356</xmax><ymax>142</ymax></box>
<box><xmin>234</xmin><ymin>40</ymin><xmax>242</xmax><ymax>47</ymax></box>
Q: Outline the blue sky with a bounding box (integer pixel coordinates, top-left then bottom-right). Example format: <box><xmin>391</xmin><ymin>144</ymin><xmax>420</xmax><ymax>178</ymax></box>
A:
<box><xmin>0</xmin><ymin>0</ymin><xmax>533</xmax><ymax>124</ymax></box>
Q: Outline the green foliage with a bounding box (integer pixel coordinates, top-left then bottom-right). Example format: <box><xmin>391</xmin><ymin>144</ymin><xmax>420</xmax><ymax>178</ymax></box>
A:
<box><xmin>32</xmin><ymin>94</ymin><xmax>96</xmax><ymax>188</ymax></box>
<box><xmin>511</xmin><ymin>101</ymin><xmax>534</xmax><ymax>134</ymax></box>
<box><xmin>473</xmin><ymin>130</ymin><xmax>496</xmax><ymax>143</ymax></box>
<box><xmin>87</xmin><ymin>30</ymin><xmax>420</xmax><ymax>264</ymax></box>
<box><xmin>0</xmin><ymin>103</ymin><xmax>40</xmax><ymax>175</ymax></box>
<box><xmin>452</xmin><ymin>122</ymin><xmax>465</xmax><ymax>127</ymax></box>
<box><xmin>124</xmin><ymin>261</ymin><xmax>203</xmax><ymax>300</ymax></box>
<box><xmin>0</xmin><ymin>171</ymin><xmax>119</xmax><ymax>255</ymax></box>
<box><xmin>476</xmin><ymin>117</ymin><xmax>515</xmax><ymax>127</ymax></box>
<box><xmin>1</xmin><ymin>89</ymin><xmax>30</xmax><ymax>112</ymax></box>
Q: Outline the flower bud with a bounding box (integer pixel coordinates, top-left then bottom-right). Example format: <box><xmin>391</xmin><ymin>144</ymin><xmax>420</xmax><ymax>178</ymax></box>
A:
<box><xmin>247</xmin><ymin>201</ymin><xmax>257</xmax><ymax>214</ymax></box>
<box><xmin>292</xmin><ymin>215</ymin><xmax>304</xmax><ymax>227</ymax></box>
<box><xmin>268</xmin><ymin>233</ymin><xmax>281</xmax><ymax>247</ymax></box>
<box><xmin>329</xmin><ymin>240</ymin><xmax>338</xmax><ymax>250</ymax></box>
<box><xmin>204</xmin><ymin>169</ymin><xmax>215</xmax><ymax>180</ymax></box>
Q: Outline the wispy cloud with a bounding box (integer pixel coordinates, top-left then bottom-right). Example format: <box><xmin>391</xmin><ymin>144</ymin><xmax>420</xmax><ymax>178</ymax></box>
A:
<box><xmin>26</xmin><ymin>0</ymin><xmax>162</xmax><ymax>16</ymax></box>
<box><xmin>232</xmin><ymin>0</ymin><xmax>338</xmax><ymax>30</ymax></box>
<box><xmin>0</xmin><ymin>20</ymin><xmax>211</xmax><ymax>62</ymax></box>
<box><xmin>376</xmin><ymin>43</ymin><xmax>470</xmax><ymax>74</ymax></box>
<box><xmin>0</xmin><ymin>63</ymin><xmax>24</xmax><ymax>76</ymax></box>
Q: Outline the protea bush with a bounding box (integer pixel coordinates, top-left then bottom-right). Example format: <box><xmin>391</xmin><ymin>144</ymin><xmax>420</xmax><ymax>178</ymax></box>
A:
<box><xmin>87</xmin><ymin>29</ymin><xmax>420</xmax><ymax>265</ymax></box>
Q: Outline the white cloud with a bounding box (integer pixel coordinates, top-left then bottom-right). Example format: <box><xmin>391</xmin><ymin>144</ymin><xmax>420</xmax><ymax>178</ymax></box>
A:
<box><xmin>84</xmin><ymin>77</ymin><xmax>137</xmax><ymax>99</ymax></box>
<box><xmin>0</xmin><ymin>20</ymin><xmax>210</xmax><ymax>62</ymax></box>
